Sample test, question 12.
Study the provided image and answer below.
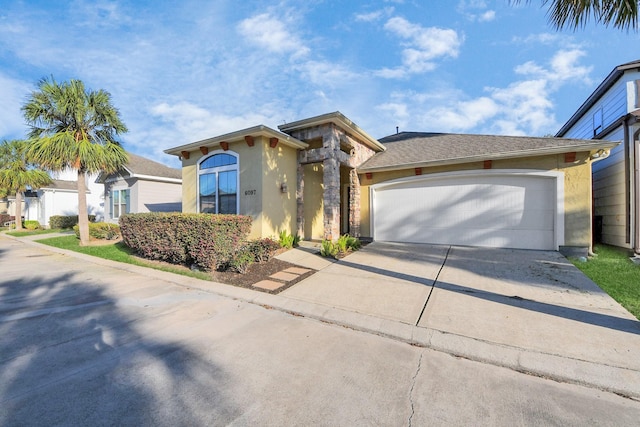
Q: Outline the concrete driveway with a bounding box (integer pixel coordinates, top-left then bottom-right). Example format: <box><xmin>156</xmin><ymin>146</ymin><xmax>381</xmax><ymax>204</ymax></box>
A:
<box><xmin>281</xmin><ymin>242</ymin><xmax>640</xmax><ymax>396</ymax></box>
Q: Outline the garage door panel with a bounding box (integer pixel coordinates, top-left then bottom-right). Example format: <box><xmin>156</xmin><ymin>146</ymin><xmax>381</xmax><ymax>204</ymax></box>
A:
<box><xmin>373</xmin><ymin>174</ymin><xmax>556</xmax><ymax>250</ymax></box>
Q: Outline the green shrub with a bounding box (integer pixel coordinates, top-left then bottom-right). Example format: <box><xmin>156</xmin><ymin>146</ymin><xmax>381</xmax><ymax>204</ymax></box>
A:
<box><xmin>119</xmin><ymin>213</ymin><xmax>252</xmax><ymax>271</ymax></box>
<box><xmin>320</xmin><ymin>240</ymin><xmax>338</xmax><ymax>258</ymax></box>
<box><xmin>245</xmin><ymin>238</ymin><xmax>281</xmax><ymax>263</ymax></box>
<box><xmin>73</xmin><ymin>222</ymin><xmax>121</xmax><ymax>240</ymax></box>
<box><xmin>336</xmin><ymin>234</ymin><xmax>349</xmax><ymax>253</ymax></box>
<box><xmin>278</xmin><ymin>230</ymin><xmax>300</xmax><ymax>249</ymax></box>
<box><xmin>49</xmin><ymin>215</ymin><xmax>96</xmax><ymax>229</ymax></box>
<box><xmin>229</xmin><ymin>248</ymin><xmax>255</xmax><ymax>274</ymax></box>
<box><xmin>321</xmin><ymin>235</ymin><xmax>362</xmax><ymax>259</ymax></box>
<box><xmin>24</xmin><ymin>220</ymin><xmax>40</xmax><ymax>230</ymax></box>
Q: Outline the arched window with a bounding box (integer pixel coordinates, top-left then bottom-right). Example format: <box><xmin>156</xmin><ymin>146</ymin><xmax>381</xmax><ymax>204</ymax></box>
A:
<box><xmin>198</xmin><ymin>152</ymin><xmax>238</xmax><ymax>214</ymax></box>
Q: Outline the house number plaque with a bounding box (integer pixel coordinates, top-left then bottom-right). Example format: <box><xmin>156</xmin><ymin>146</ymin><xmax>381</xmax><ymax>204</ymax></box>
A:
<box><xmin>244</xmin><ymin>190</ymin><xmax>257</xmax><ymax>196</ymax></box>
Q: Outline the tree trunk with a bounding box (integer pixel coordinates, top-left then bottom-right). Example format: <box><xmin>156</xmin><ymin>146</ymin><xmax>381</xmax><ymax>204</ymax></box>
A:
<box><xmin>77</xmin><ymin>170</ymin><xmax>90</xmax><ymax>246</ymax></box>
<box><xmin>14</xmin><ymin>190</ymin><xmax>23</xmax><ymax>231</ymax></box>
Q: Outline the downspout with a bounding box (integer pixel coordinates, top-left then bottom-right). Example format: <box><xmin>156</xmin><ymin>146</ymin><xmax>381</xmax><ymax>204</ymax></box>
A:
<box><xmin>624</xmin><ymin>119</ymin><xmax>631</xmax><ymax>244</ymax></box>
<box><xmin>634</xmin><ymin>128</ymin><xmax>640</xmax><ymax>255</ymax></box>
<box><xmin>590</xmin><ymin>148</ymin><xmax>612</xmax><ymax>256</ymax></box>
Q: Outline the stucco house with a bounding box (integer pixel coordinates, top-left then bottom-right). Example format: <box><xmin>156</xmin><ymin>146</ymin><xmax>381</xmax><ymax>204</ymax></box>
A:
<box><xmin>556</xmin><ymin>59</ymin><xmax>640</xmax><ymax>255</ymax></box>
<box><xmin>99</xmin><ymin>152</ymin><xmax>182</xmax><ymax>223</ymax></box>
<box><xmin>165</xmin><ymin>111</ymin><xmax>616</xmax><ymax>256</ymax></box>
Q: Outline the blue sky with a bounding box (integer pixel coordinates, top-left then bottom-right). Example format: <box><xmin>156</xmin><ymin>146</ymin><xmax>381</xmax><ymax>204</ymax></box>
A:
<box><xmin>1</xmin><ymin>0</ymin><xmax>638</xmax><ymax>168</ymax></box>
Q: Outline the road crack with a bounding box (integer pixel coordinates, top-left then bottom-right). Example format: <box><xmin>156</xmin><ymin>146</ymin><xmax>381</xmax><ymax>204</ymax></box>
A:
<box><xmin>408</xmin><ymin>350</ymin><xmax>424</xmax><ymax>427</ymax></box>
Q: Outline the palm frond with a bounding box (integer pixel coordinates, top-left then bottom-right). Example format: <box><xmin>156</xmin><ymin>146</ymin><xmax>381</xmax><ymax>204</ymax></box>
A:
<box><xmin>512</xmin><ymin>0</ymin><xmax>639</xmax><ymax>30</ymax></box>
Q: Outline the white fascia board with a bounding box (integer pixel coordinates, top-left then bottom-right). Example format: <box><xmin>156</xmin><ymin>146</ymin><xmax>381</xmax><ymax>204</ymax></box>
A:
<box><xmin>129</xmin><ymin>174</ymin><xmax>182</xmax><ymax>184</ymax></box>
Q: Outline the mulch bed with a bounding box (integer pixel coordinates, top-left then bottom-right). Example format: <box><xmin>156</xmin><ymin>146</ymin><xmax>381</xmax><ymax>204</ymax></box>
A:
<box><xmin>129</xmin><ymin>250</ymin><xmax>317</xmax><ymax>295</ymax></box>
<box><xmin>210</xmin><ymin>258</ymin><xmax>316</xmax><ymax>294</ymax></box>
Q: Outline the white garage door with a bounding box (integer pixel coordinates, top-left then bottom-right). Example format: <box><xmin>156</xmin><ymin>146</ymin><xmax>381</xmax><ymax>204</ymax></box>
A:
<box><xmin>372</xmin><ymin>172</ymin><xmax>559</xmax><ymax>250</ymax></box>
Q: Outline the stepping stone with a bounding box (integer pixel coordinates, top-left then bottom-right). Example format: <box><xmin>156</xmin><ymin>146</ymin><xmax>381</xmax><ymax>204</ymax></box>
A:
<box><xmin>253</xmin><ymin>280</ymin><xmax>286</xmax><ymax>291</ymax></box>
<box><xmin>283</xmin><ymin>267</ymin><xmax>311</xmax><ymax>275</ymax></box>
<box><xmin>269</xmin><ymin>271</ymin><xmax>299</xmax><ymax>282</ymax></box>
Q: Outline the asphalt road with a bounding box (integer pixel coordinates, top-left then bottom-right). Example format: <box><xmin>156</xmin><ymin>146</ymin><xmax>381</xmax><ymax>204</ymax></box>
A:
<box><xmin>1</xmin><ymin>235</ymin><xmax>640</xmax><ymax>426</ymax></box>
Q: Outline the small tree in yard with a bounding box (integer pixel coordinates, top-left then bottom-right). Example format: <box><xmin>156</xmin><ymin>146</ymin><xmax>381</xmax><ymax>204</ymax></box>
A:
<box><xmin>22</xmin><ymin>77</ymin><xmax>128</xmax><ymax>245</ymax></box>
<box><xmin>0</xmin><ymin>139</ymin><xmax>51</xmax><ymax>230</ymax></box>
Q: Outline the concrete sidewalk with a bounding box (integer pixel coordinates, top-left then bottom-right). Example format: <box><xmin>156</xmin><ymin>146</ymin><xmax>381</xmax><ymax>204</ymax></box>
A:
<box><xmin>6</xmin><ymin>233</ymin><xmax>640</xmax><ymax>399</ymax></box>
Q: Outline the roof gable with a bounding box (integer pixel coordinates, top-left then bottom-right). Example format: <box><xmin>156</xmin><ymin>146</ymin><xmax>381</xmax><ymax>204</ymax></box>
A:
<box><xmin>99</xmin><ymin>153</ymin><xmax>182</xmax><ymax>183</ymax></box>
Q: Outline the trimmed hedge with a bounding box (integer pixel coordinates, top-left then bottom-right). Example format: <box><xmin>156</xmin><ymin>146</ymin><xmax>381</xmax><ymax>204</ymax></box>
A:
<box><xmin>50</xmin><ymin>215</ymin><xmax>97</xmax><ymax>229</ymax></box>
<box><xmin>119</xmin><ymin>213</ymin><xmax>252</xmax><ymax>271</ymax></box>
<box><xmin>73</xmin><ymin>222</ymin><xmax>121</xmax><ymax>240</ymax></box>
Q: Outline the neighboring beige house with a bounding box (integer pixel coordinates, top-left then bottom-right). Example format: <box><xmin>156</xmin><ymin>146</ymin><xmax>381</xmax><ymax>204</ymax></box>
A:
<box><xmin>165</xmin><ymin>111</ymin><xmax>616</xmax><ymax>256</ymax></box>
<box><xmin>99</xmin><ymin>153</ymin><xmax>182</xmax><ymax>223</ymax></box>
<box><xmin>556</xmin><ymin>59</ymin><xmax>640</xmax><ymax>254</ymax></box>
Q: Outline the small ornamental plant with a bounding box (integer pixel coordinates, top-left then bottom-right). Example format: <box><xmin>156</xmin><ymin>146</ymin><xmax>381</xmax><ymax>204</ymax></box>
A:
<box><xmin>320</xmin><ymin>234</ymin><xmax>361</xmax><ymax>259</ymax></box>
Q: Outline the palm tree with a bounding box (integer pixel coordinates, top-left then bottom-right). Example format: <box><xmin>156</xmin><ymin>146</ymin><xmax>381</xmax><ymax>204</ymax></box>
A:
<box><xmin>22</xmin><ymin>77</ymin><xmax>128</xmax><ymax>245</ymax></box>
<box><xmin>514</xmin><ymin>0</ymin><xmax>639</xmax><ymax>30</ymax></box>
<box><xmin>0</xmin><ymin>139</ymin><xmax>51</xmax><ymax>231</ymax></box>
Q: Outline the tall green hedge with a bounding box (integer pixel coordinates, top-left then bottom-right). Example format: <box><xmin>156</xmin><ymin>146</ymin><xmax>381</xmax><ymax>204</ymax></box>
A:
<box><xmin>119</xmin><ymin>213</ymin><xmax>252</xmax><ymax>271</ymax></box>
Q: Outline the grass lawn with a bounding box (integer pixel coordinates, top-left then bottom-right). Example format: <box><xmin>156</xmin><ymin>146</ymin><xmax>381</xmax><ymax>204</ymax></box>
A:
<box><xmin>6</xmin><ymin>228</ymin><xmax>69</xmax><ymax>237</ymax></box>
<box><xmin>36</xmin><ymin>235</ymin><xmax>212</xmax><ymax>281</ymax></box>
<box><xmin>571</xmin><ymin>244</ymin><xmax>640</xmax><ymax>320</ymax></box>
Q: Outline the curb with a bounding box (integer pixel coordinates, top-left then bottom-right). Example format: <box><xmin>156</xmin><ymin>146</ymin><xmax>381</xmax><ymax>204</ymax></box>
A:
<box><xmin>6</xmin><ymin>234</ymin><xmax>640</xmax><ymax>401</ymax></box>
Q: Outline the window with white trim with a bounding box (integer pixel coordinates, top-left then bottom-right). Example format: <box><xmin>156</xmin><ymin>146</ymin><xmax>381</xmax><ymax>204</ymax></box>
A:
<box><xmin>198</xmin><ymin>152</ymin><xmax>238</xmax><ymax>214</ymax></box>
<box><xmin>111</xmin><ymin>189</ymin><xmax>130</xmax><ymax>219</ymax></box>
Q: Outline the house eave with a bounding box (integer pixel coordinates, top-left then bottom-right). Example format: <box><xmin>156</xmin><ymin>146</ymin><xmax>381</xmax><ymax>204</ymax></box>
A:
<box><xmin>278</xmin><ymin>111</ymin><xmax>386</xmax><ymax>152</ymax></box>
<box><xmin>359</xmin><ymin>141</ymin><xmax>620</xmax><ymax>173</ymax></box>
<box><xmin>130</xmin><ymin>174</ymin><xmax>182</xmax><ymax>184</ymax></box>
<box><xmin>164</xmin><ymin>125</ymin><xmax>308</xmax><ymax>156</ymax></box>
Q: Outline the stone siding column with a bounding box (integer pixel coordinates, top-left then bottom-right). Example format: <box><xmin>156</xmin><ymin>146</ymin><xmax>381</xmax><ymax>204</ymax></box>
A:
<box><xmin>349</xmin><ymin>169</ymin><xmax>361</xmax><ymax>237</ymax></box>
<box><xmin>323</xmin><ymin>157</ymin><xmax>340</xmax><ymax>241</ymax></box>
<box><xmin>322</xmin><ymin>126</ymin><xmax>341</xmax><ymax>241</ymax></box>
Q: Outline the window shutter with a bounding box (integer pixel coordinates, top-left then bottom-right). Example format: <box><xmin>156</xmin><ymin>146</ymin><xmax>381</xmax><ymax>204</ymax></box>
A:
<box><xmin>109</xmin><ymin>190</ymin><xmax>114</xmax><ymax>217</ymax></box>
<box><xmin>125</xmin><ymin>189</ymin><xmax>130</xmax><ymax>214</ymax></box>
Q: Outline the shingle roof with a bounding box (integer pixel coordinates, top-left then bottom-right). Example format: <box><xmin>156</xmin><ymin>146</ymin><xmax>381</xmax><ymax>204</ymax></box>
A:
<box><xmin>42</xmin><ymin>180</ymin><xmax>78</xmax><ymax>191</ymax></box>
<box><xmin>123</xmin><ymin>153</ymin><xmax>182</xmax><ymax>180</ymax></box>
<box><xmin>359</xmin><ymin>132</ymin><xmax>618</xmax><ymax>172</ymax></box>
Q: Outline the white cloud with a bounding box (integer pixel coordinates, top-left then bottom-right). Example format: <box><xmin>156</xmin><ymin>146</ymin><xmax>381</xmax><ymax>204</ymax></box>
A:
<box><xmin>478</xmin><ymin>10</ymin><xmax>496</xmax><ymax>22</ymax></box>
<box><xmin>382</xmin><ymin>17</ymin><xmax>462</xmax><ymax>76</ymax></box>
<box><xmin>150</xmin><ymin>101</ymin><xmax>271</xmax><ymax>141</ymax></box>
<box><xmin>237</xmin><ymin>13</ymin><xmax>310</xmax><ymax>57</ymax></box>
<box><xmin>515</xmin><ymin>49</ymin><xmax>593</xmax><ymax>87</ymax></box>
<box><xmin>457</xmin><ymin>0</ymin><xmax>495</xmax><ymax>22</ymax></box>
<box><xmin>71</xmin><ymin>0</ymin><xmax>131</xmax><ymax>28</ymax></box>
<box><xmin>296</xmin><ymin>60</ymin><xmax>359</xmax><ymax>87</ymax></box>
<box><xmin>375</xmin><ymin>49</ymin><xmax>593</xmax><ymax>136</ymax></box>
<box><xmin>354</xmin><ymin>7</ymin><xmax>394</xmax><ymax>22</ymax></box>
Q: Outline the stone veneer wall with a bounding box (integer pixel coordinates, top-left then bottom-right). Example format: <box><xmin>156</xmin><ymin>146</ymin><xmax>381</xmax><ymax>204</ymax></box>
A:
<box><xmin>288</xmin><ymin>123</ymin><xmax>377</xmax><ymax>241</ymax></box>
